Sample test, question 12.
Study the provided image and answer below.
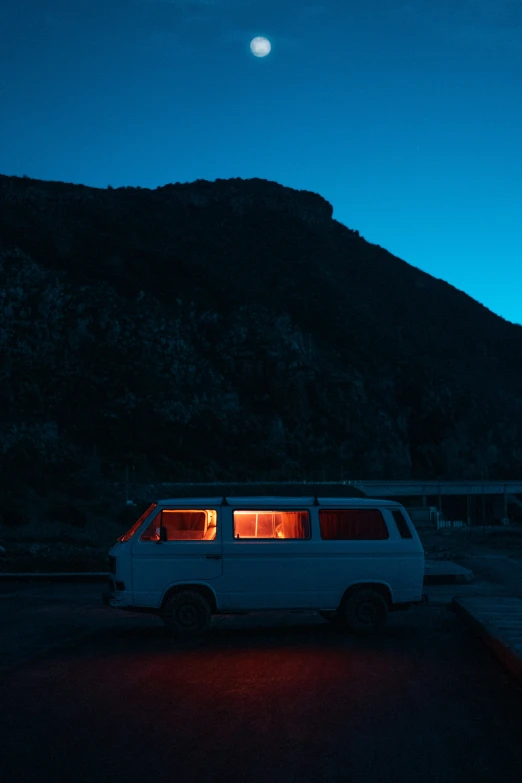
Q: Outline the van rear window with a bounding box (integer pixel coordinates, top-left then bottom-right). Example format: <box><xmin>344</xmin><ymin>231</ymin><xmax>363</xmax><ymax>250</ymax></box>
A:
<box><xmin>233</xmin><ymin>510</ymin><xmax>310</xmax><ymax>539</ymax></box>
<box><xmin>391</xmin><ymin>509</ymin><xmax>413</xmax><ymax>538</ymax></box>
<box><xmin>319</xmin><ymin>509</ymin><xmax>389</xmax><ymax>540</ymax></box>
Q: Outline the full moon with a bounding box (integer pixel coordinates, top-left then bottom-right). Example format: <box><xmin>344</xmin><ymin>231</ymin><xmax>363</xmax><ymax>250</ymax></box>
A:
<box><xmin>250</xmin><ymin>36</ymin><xmax>271</xmax><ymax>57</ymax></box>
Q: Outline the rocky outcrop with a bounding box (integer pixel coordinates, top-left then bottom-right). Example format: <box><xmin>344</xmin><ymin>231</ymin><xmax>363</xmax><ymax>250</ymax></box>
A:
<box><xmin>0</xmin><ymin>173</ymin><xmax>521</xmax><ymax>527</ymax></box>
<box><xmin>155</xmin><ymin>177</ymin><xmax>334</xmax><ymax>225</ymax></box>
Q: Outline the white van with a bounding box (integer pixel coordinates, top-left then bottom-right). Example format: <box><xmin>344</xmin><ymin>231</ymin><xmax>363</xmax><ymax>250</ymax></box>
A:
<box><xmin>103</xmin><ymin>496</ymin><xmax>425</xmax><ymax>636</ymax></box>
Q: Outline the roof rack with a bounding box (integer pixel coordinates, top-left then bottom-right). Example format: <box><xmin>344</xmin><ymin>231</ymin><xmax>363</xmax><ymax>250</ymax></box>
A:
<box><xmin>146</xmin><ymin>482</ymin><xmax>367</xmax><ymax>499</ymax></box>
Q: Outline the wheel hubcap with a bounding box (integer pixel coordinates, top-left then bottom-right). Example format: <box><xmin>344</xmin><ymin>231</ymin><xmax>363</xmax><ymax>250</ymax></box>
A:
<box><xmin>357</xmin><ymin>601</ymin><xmax>378</xmax><ymax>624</ymax></box>
<box><xmin>177</xmin><ymin>604</ymin><xmax>198</xmax><ymax>627</ymax></box>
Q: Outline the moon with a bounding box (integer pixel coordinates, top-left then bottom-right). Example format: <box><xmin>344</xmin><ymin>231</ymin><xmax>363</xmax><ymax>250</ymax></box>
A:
<box><xmin>250</xmin><ymin>36</ymin><xmax>271</xmax><ymax>58</ymax></box>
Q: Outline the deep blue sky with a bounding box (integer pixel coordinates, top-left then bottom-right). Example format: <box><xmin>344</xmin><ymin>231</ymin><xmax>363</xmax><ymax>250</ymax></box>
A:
<box><xmin>1</xmin><ymin>0</ymin><xmax>521</xmax><ymax>324</ymax></box>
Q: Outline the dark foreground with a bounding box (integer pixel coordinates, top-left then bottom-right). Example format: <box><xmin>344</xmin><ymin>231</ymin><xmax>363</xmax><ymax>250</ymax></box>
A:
<box><xmin>1</xmin><ymin>584</ymin><xmax>522</xmax><ymax>783</ymax></box>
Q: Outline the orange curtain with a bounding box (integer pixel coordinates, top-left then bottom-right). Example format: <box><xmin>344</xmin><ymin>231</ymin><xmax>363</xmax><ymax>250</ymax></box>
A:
<box><xmin>279</xmin><ymin>512</ymin><xmax>309</xmax><ymax>539</ymax></box>
<box><xmin>319</xmin><ymin>509</ymin><xmax>388</xmax><ymax>540</ymax></box>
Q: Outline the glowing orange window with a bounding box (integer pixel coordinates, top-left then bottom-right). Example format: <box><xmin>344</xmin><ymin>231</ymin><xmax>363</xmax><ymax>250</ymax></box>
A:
<box><xmin>140</xmin><ymin>509</ymin><xmax>218</xmax><ymax>541</ymax></box>
<box><xmin>233</xmin><ymin>510</ymin><xmax>310</xmax><ymax>540</ymax></box>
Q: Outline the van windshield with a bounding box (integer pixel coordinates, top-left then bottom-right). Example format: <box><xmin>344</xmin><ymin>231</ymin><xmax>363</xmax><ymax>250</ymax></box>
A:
<box><xmin>117</xmin><ymin>503</ymin><xmax>157</xmax><ymax>542</ymax></box>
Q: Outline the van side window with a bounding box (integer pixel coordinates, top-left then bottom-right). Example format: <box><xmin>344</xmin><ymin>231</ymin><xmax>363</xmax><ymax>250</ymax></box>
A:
<box><xmin>233</xmin><ymin>510</ymin><xmax>310</xmax><ymax>540</ymax></box>
<box><xmin>140</xmin><ymin>509</ymin><xmax>218</xmax><ymax>541</ymax></box>
<box><xmin>391</xmin><ymin>509</ymin><xmax>413</xmax><ymax>539</ymax></box>
<box><xmin>319</xmin><ymin>509</ymin><xmax>389</xmax><ymax>540</ymax></box>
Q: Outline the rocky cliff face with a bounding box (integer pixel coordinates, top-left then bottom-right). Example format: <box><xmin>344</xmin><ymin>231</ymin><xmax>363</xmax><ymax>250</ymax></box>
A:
<box><xmin>156</xmin><ymin>177</ymin><xmax>335</xmax><ymax>225</ymax></box>
<box><xmin>0</xmin><ymin>173</ymin><xmax>521</xmax><ymax>526</ymax></box>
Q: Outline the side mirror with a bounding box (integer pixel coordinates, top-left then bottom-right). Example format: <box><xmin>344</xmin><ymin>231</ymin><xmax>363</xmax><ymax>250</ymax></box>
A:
<box><xmin>159</xmin><ymin>525</ymin><xmax>168</xmax><ymax>542</ymax></box>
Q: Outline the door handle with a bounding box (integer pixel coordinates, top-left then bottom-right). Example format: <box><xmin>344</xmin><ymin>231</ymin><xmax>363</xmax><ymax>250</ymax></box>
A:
<box><xmin>204</xmin><ymin>554</ymin><xmax>222</xmax><ymax>560</ymax></box>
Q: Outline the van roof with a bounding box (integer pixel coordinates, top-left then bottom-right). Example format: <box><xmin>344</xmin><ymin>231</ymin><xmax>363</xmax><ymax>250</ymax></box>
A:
<box><xmin>156</xmin><ymin>497</ymin><xmax>402</xmax><ymax>508</ymax></box>
<box><xmin>151</xmin><ymin>483</ymin><xmax>366</xmax><ymax>499</ymax></box>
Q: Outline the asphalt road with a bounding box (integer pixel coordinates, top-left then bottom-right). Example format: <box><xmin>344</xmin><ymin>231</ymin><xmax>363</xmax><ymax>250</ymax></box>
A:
<box><xmin>461</xmin><ymin>556</ymin><xmax>522</xmax><ymax>598</ymax></box>
<box><xmin>1</xmin><ymin>584</ymin><xmax>522</xmax><ymax>783</ymax></box>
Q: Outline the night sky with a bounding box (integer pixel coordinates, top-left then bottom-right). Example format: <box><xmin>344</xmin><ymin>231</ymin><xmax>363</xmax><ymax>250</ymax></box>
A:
<box><xmin>1</xmin><ymin>0</ymin><xmax>521</xmax><ymax>325</ymax></box>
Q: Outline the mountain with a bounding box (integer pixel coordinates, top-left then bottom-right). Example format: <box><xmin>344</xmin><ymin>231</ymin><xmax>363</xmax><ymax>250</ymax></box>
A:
<box><xmin>1</xmin><ymin>173</ymin><xmax>521</xmax><ymax>525</ymax></box>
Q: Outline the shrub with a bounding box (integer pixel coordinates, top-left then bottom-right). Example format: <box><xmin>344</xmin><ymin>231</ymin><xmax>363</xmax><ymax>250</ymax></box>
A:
<box><xmin>0</xmin><ymin>507</ymin><xmax>31</xmax><ymax>528</ymax></box>
<box><xmin>52</xmin><ymin>504</ymin><xmax>88</xmax><ymax>528</ymax></box>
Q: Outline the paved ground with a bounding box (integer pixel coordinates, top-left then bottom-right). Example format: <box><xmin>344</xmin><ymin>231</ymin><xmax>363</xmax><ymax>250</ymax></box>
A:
<box><xmin>419</xmin><ymin>526</ymin><xmax>522</xmax><ymax>562</ymax></box>
<box><xmin>1</xmin><ymin>583</ymin><xmax>522</xmax><ymax>783</ymax></box>
<box><xmin>426</xmin><ymin>554</ymin><xmax>522</xmax><ymax>688</ymax></box>
<box><xmin>453</xmin><ymin>596</ymin><xmax>522</xmax><ymax>686</ymax></box>
<box><xmin>424</xmin><ymin>560</ymin><xmax>473</xmax><ymax>583</ymax></box>
<box><xmin>459</xmin><ymin>556</ymin><xmax>522</xmax><ymax>598</ymax></box>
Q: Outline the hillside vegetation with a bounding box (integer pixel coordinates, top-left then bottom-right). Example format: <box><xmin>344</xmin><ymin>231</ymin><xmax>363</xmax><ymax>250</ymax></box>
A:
<box><xmin>1</xmin><ymin>173</ymin><xmax>521</xmax><ymax>530</ymax></box>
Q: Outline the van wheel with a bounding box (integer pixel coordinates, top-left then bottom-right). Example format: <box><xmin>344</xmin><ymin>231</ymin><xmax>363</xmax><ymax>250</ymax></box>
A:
<box><xmin>343</xmin><ymin>589</ymin><xmax>388</xmax><ymax>635</ymax></box>
<box><xmin>162</xmin><ymin>590</ymin><xmax>211</xmax><ymax>637</ymax></box>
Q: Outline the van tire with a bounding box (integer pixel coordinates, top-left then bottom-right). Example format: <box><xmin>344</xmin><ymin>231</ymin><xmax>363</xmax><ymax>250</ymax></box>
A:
<box><xmin>343</xmin><ymin>589</ymin><xmax>388</xmax><ymax>635</ymax></box>
<box><xmin>162</xmin><ymin>590</ymin><xmax>212</xmax><ymax>637</ymax></box>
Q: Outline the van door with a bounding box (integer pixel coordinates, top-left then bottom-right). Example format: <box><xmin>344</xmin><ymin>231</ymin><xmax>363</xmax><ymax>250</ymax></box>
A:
<box><xmin>220</xmin><ymin>507</ymin><xmax>316</xmax><ymax>610</ymax></box>
<box><xmin>131</xmin><ymin>507</ymin><xmax>223</xmax><ymax>607</ymax></box>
